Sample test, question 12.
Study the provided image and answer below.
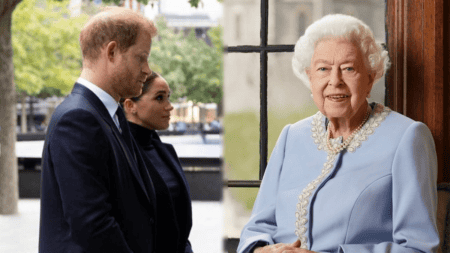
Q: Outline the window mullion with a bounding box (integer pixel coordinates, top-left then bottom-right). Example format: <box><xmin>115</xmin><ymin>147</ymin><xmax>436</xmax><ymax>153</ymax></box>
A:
<box><xmin>260</xmin><ymin>50</ymin><xmax>268</xmax><ymax>180</ymax></box>
<box><xmin>259</xmin><ymin>0</ymin><xmax>269</xmax><ymax>180</ymax></box>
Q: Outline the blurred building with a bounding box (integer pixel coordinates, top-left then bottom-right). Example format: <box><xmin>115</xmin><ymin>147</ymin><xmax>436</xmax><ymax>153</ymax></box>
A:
<box><xmin>223</xmin><ymin>0</ymin><xmax>386</xmax><ymax>114</ymax></box>
<box><xmin>145</xmin><ymin>0</ymin><xmax>222</xmax><ymax>44</ymax></box>
<box><xmin>69</xmin><ymin>0</ymin><xmax>145</xmax><ymax>17</ymax></box>
<box><xmin>69</xmin><ymin>0</ymin><xmax>223</xmax><ymax>36</ymax></box>
<box><xmin>171</xmin><ymin>101</ymin><xmax>218</xmax><ymax>124</ymax></box>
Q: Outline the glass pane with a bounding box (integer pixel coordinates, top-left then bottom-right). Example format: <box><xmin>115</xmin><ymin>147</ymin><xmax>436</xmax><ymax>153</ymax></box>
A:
<box><xmin>223</xmin><ymin>0</ymin><xmax>261</xmax><ymax>47</ymax></box>
<box><xmin>223</xmin><ymin>53</ymin><xmax>261</xmax><ymax>181</ymax></box>
<box><xmin>267</xmin><ymin>53</ymin><xmax>318</xmax><ymax>161</ymax></box>
<box><xmin>223</xmin><ymin>52</ymin><xmax>260</xmax><ymax>240</ymax></box>
<box><xmin>268</xmin><ymin>0</ymin><xmax>315</xmax><ymax>45</ymax></box>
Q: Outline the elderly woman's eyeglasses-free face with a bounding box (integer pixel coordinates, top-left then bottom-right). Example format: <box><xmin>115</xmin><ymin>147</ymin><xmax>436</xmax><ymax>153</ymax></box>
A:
<box><xmin>307</xmin><ymin>38</ymin><xmax>375</xmax><ymax>125</ymax></box>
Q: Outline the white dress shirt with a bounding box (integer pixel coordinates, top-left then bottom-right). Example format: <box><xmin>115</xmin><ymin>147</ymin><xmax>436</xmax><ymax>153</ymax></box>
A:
<box><xmin>76</xmin><ymin>77</ymin><xmax>121</xmax><ymax>131</ymax></box>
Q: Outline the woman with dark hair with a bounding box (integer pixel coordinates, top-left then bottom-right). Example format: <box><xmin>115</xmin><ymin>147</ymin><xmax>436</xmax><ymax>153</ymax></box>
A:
<box><xmin>122</xmin><ymin>72</ymin><xmax>194</xmax><ymax>253</ymax></box>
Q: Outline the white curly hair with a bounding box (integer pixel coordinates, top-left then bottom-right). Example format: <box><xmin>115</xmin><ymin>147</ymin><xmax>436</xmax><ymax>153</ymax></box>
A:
<box><xmin>292</xmin><ymin>14</ymin><xmax>390</xmax><ymax>90</ymax></box>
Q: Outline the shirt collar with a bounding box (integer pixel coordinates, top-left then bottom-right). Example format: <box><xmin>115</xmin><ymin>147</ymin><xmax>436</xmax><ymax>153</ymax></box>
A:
<box><xmin>76</xmin><ymin>77</ymin><xmax>119</xmax><ymax>119</ymax></box>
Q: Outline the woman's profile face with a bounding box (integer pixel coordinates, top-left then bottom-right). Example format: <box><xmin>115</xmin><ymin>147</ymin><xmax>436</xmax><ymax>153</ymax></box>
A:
<box><xmin>307</xmin><ymin>38</ymin><xmax>374</xmax><ymax>122</ymax></box>
<box><xmin>133</xmin><ymin>77</ymin><xmax>173</xmax><ymax>130</ymax></box>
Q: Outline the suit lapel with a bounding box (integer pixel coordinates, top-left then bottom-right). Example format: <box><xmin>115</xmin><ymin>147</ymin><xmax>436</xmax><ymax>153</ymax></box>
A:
<box><xmin>153</xmin><ymin>141</ymin><xmax>191</xmax><ymax>197</ymax></box>
<box><xmin>72</xmin><ymin>83</ymin><xmax>155</xmax><ymax>207</ymax></box>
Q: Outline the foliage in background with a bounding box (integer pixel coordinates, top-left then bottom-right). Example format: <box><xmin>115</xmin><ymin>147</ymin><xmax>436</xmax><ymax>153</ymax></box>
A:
<box><xmin>96</xmin><ymin>0</ymin><xmax>220</xmax><ymax>11</ymax></box>
<box><xmin>150</xmin><ymin>17</ymin><xmax>223</xmax><ymax>104</ymax></box>
<box><xmin>99</xmin><ymin>0</ymin><xmax>221</xmax><ymax>8</ymax></box>
<box><xmin>12</xmin><ymin>0</ymin><xmax>88</xmax><ymax>97</ymax></box>
<box><xmin>189</xmin><ymin>0</ymin><xmax>223</xmax><ymax>8</ymax></box>
<box><xmin>224</xmin><ymin>108</ymin><xmax>317</xmax><ymax>210</ymax></box>
<box><xmin>13</xmin><ymin>0</ymin><xmax>223</xmax><ymax>103</ymax></box>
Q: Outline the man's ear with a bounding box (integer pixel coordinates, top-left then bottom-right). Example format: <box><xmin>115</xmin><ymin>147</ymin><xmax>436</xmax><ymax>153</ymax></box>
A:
<box><xmin>123</xmin><ymin>99</ymin><xmax>134</xmax><ymax>114</ymax></box>
<box><xmin>105</xmin><ymin>41</ymin><xmax>118</xmax><ymax>62</ymax></box>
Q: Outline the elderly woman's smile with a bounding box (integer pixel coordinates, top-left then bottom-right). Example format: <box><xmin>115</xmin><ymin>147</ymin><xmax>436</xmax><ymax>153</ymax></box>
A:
<box><xmin>326</xmin><ymin>94</ymin><xmax>349</xmax><ymax>101</ymax></box>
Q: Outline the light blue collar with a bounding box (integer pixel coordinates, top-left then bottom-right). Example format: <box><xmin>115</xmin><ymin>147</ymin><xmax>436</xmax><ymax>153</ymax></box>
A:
<box><xmin>76</xmin><ymin>77</ymin><xmax>119</xmax><ymax>120</ymax></box>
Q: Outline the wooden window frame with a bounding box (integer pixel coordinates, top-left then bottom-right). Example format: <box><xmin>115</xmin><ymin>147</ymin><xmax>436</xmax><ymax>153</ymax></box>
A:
<box><xmin>386</xmin><ymin>0</ymin><xmax>449</xmax><ymax>183</ymax></box>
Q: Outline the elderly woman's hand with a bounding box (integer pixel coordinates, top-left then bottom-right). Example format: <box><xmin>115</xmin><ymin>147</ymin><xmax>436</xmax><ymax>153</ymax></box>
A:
<box><xmin>253</xmin><ymin>240</ymin><xmax>316</xmax><ymax>253</ymax></box>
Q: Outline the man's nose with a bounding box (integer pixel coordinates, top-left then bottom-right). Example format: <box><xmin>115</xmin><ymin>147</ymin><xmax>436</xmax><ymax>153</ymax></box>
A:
<box><xmin>143</xmin><ymin>63</ymin><xmax>152</xmax><ymax>76</ymax></box>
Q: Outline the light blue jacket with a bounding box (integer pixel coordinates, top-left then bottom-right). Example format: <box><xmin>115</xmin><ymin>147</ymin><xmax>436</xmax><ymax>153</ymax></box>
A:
<box><xmin>238</xmin><ymin>104</ymin><xmax>439</xmax><ymax>253</ymax></box>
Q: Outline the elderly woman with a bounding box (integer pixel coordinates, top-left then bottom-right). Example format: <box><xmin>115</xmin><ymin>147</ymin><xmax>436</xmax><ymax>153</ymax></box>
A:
<box><xmin>237</xmin><ymin>14</ymin><xmax>439</xmax><ymax>253</ymax></box>
<box><xmin>121</xmin><ymin>72</ymin><xmax>194</xmax><ymax>253</ymax></box>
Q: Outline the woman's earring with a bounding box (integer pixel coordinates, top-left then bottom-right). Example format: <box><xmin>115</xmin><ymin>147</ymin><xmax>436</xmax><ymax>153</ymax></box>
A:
<box><xmin>132</xmin><ymin>111</ymin><xmax>137</xmax><ymax>114</ymax></box>
<box><xmin>310</xmin><ymin>93</ymin><xmax>314</xmax><ymax>98</ymax></box>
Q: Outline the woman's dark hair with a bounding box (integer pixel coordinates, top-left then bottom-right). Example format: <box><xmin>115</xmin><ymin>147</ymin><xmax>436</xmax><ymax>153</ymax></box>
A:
<box><xmin>119</xmin><ymin>71</ymin><xmax>160</xmax><ymax>105</ymax></box>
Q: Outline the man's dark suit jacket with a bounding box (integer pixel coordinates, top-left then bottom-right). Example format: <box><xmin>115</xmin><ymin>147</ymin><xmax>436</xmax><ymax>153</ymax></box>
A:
<box><xmin>39</xmin><ymin>83</ymin><xmax>157</xmax><ymax>253</ymax></box>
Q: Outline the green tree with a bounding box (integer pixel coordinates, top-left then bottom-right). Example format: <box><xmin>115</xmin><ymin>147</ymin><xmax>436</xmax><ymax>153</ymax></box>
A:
<box><xmin>189</xmin><ymin>0</ymin><xmax>223</xmax><ymax>8</ymax></box>
<box><xmin>12</xmin><ymin>0</ymin><xmax>88</xmax><ymax>132</ymax></box>
<box><xmin>13</xmin><ymin>0</ymin><xmax>87</xmax><ymax>96</ymax></box>
<box><xmin>149</xmin><ymin>18</ymin><xmax>223</xmax><ymax>104</ymax></box>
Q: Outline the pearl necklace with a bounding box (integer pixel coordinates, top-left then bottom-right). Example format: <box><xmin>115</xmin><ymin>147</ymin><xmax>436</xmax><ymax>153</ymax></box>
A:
<box><xmin>326</xmin><ymin>106</ymin><xmax>371</xmax><ymax>155</ymax></box>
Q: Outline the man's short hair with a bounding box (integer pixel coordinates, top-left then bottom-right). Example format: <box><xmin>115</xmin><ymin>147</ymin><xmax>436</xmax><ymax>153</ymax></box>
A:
<box><xmin>79</xmin><ymin>7</ymin><xmax>157</xmax><ymax>63</ymax></box>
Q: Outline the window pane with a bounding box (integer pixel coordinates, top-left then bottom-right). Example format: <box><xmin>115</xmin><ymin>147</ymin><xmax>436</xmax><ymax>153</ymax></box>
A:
<box><xmin>223</xmin><ymin>0</ymin><xmax>261</xmax><ymax>46</ymax></box>
<box><xmin>267</xmin><ymin>53</ymin><xmax>317</xmax><ymax>161</ymax></box>
<box><xmin>223</xmin><ymin>52</ymin><xmax>261</xmax><ymax>239</ymax></box>
<box><xmin>223</xmin><ymin>53</ymin><xmax>260</xmax><ymax>181</ymax></box>
<box><xmin>268</xmin><ymin>0</ymin><xmax>314</xmax><ymax>45</ymax></box>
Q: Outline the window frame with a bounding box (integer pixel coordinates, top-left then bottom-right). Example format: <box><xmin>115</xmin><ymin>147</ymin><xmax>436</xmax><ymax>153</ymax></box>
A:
<box><xmin>224</xmin><ymin>0</ymin><xmax>294</xmax><ymax>188</ymax></box>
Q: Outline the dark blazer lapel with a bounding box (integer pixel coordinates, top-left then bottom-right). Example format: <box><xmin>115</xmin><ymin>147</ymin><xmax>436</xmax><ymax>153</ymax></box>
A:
<box><xmin>71</xmin><ymin>83</ymin><xmax>153</xmax><ymax>204</ymax></box>
<box><xmin>153</xmin><ymin>141</ymin><xmax>191</xmax><ymax>197</ymax></box>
